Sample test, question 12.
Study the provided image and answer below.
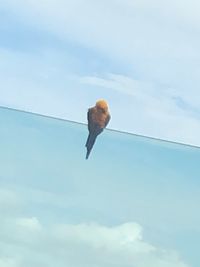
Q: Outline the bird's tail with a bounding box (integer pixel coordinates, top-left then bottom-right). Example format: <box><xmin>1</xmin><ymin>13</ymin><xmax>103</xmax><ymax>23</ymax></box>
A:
<box><xmin>86</xmin><ymin>132</ymin><xmax>97</xmax><ymax>159</ymax></box>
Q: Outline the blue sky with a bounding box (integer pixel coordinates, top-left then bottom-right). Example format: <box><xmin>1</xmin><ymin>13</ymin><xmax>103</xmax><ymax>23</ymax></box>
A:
<box><xmin>1</xmin><ymin>1</ymin><xmax>200</xmax><ymax>146</ymax></box>
<box><xmin>0</xmin><ymin>107</ymin><xmax>200</xmax><ymax>267</ymax></box>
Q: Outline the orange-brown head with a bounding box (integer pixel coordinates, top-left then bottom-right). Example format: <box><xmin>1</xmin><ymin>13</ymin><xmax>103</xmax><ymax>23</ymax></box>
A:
<box><xmin>95</xmin><ymin>99</ymin><xmax>109</xmax><ymax>112</ymax></box>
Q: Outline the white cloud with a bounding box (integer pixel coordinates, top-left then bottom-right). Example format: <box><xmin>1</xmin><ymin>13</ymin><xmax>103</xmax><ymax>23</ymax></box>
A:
<box><xmin>16</xmin><ymin>217</ymin><xmax>42</xmax><ymax>232</ymax></box>
<box><xmin>80</xmin><ymin>74</ymin><xmax>155</xmax><ymax>97</ymax></box>
<box><xmin>0</xmin><ymin>217</ymin><xmax>189</xmax><ymax>267</ymax></box>
<box><xmin>54</xmin><ymin>222</ymin><xmax>153</xmax><ymax>253</ymax></box>
<box><xmin>0</xmin><ymin>258</ymin><xmax>18</xmax><ymax>267</ymax></box>
<box><xmin>52</xmin><ymin>222</ymin><xmax>188</xmax><ymax>267</ymax></box>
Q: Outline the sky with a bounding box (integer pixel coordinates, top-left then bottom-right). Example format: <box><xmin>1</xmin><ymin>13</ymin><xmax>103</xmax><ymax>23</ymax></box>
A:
<box><xmin>1</xmin><ymin>1</ymin><xmax>200</xmax><ymax>146</ymax></box>
<box><xmin>0</xmin><ymin>107</ymin><xmax>200</xmax><ymax>267</ymax></box>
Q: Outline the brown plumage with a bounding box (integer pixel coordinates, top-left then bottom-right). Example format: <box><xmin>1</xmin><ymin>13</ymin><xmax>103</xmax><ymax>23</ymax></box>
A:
<box><xmin>85</xmin><ymin>99</ymin><xmax>111</xmax><ymax>159</ymax></box>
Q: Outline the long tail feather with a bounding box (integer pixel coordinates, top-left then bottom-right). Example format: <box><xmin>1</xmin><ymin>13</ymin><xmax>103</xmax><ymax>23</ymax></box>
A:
<box><xmin>86</xmin><ymin>133</ymin><xmax>97</xmax><ymax>159</ymax></box>
<box><xmin>85</xmin><ymin>133</ymin><xmax>90</xmax><ymax>147</ymax></box>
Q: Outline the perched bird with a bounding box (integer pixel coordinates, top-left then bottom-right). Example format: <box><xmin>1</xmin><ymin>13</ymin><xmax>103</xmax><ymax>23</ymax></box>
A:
<box><xmin>85</xmin><ymin>99</ymin><xmax>111</xmax><ymax>159</ymax></box>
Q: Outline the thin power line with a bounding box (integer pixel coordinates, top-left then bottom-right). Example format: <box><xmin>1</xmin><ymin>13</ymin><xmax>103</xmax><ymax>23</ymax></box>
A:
<box><xmin>0</xmin><ymin>105</ymin><xmax>199</xmax><ymax>150</ymax></box>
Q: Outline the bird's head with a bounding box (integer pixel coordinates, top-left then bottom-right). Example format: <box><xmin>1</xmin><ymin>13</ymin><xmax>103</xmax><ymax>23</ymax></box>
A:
<box><xmin>95</xmin><ymin>99</ymin><xmax>109</xmax><ymax>112</ymax></box>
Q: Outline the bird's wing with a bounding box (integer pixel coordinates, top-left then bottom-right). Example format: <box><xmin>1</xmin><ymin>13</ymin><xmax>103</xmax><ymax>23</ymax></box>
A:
<box><xmin>87</xmin><ymin>108</ymin><xmax>91</xmax><ymax>122</ymax></box>
<box><xmin>87</xmin><ymin>108</ymin><xmax>94</xmax><ymax>131</ymax></box>
<box><xmin>105</xmin><ymin>113</ymin><xmax>111</xmax><ymax>128</ymax></box>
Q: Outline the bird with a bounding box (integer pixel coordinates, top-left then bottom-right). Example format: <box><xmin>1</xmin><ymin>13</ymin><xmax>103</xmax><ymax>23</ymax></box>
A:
<box><xmin>85</xmin><ymin>99</ymin><xmax>111</xmax><ymax>159</ymax></box>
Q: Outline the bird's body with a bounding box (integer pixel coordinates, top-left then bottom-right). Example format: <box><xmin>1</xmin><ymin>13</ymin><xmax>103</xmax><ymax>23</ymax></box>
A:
<box><xmin>85</xmin><ymin>100</ymin><xmax>111</xmax><ymax>159</ymax></box>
